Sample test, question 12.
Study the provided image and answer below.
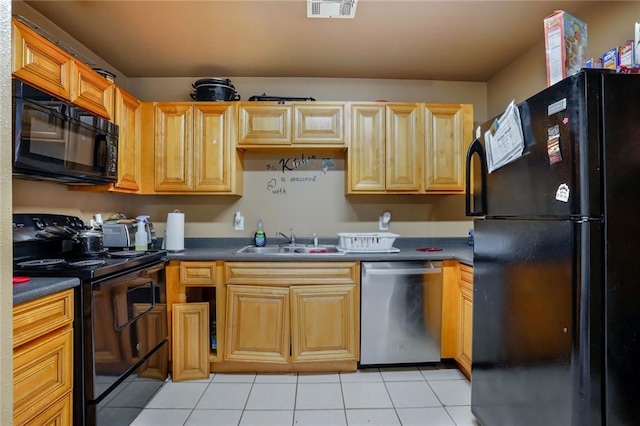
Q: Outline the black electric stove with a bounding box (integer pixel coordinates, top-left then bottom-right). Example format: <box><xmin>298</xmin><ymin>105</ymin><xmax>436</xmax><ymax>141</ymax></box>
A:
<box><xmin>14</xmin><ymin>248</ymin><xmax>167</xmax><ymax>280</ymax></box>
<box><xmin>13</xmin><ymin>212</ymin><xmax>166</xmax><ymax>280</ymax></box>
<box><xmin>13</xmin><ymin>213</ymin><xmax>169</xmax><ymax>426</ymax></box>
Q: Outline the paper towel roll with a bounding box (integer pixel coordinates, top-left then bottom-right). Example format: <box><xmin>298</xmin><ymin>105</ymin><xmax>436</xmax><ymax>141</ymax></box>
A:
<box><xmin>165</xmin><ymin>210</ymin><xmax>185</xmax><ymax>252</ymax></box>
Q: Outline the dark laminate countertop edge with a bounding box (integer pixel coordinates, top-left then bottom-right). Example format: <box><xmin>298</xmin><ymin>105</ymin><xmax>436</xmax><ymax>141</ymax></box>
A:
<box><xmin>13</xmin><ymin>277</ymin><xmax>80</xmax><ymax>306</ymax></box>
<box><xmin>166</xmin><ymin>237</ymin><xmax>474</xmax><ymax>265</ymax></box>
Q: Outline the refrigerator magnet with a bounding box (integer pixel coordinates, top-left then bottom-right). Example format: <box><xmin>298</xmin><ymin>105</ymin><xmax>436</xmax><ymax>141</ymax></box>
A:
<box><xmin>556</xmin><ymin>183</ymin><xmax>570</xmax><ymax>202</ymax></box>
<box><xmin>547</xmin><ymin>125</ymin><xmax>562</xmax><ymax>165</ymax></box>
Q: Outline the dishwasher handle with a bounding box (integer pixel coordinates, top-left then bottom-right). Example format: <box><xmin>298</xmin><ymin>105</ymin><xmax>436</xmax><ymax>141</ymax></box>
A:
<box><xmin>363</xmin><ymin>263</ymin><xmax>442</xmax><ymax>276</ymax></box>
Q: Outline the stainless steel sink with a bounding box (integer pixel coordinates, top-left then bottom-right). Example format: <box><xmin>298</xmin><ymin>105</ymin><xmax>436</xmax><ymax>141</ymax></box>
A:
<box><xmin>234</xmin><ymin>246</ymin><xmax>293</xmax><ymax>254</ymax></box>
<box><xmin>234</xmin><ymin>244</ymin><xmax>345</xmax><ymax>255</ymax></box>
<box><xmin>293</xmin><ymin>246</ymin><xmax>340</xmax><ymax>254</ymax></box>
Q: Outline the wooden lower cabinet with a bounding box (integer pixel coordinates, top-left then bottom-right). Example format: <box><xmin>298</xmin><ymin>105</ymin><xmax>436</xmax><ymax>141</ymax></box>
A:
<box><xmin>457</xmin><ymin>263</ymin><xmax>473</xmax><ymax>378</ymax></box>
<box><xmin>441</xmin><ymin>261</ymin><xmax>474</xmax><ymax>379</ymax></box>
<box><xmin>172</xmin><ymin>303</ymin><xmax>210</xmax><ymax>381</ymax></box>
<box><xmin>218</xmin><ymin>262</ymin><xmax>359</xmax><ymax>373</ymax></box>
<box><xmin>13</xmin><ymin>289</ymin><xmax>74</xmax><ymax>426</ymax></box>
<box><xmin>225</xmin><ymin>285</ymin><xmax>290</xmax><ymax>363</ymax></box>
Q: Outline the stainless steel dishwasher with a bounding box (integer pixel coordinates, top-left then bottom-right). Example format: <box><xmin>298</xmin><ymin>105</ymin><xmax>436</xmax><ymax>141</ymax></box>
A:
<box><xmin>360</xmin><ymin>261</ymin><xmax>443</xmax><ymax>366</ymax></box>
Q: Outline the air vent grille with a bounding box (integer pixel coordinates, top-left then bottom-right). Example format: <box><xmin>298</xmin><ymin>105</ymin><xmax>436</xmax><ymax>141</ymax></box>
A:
<box><xmin>307</xmin><ymin>0</ymin><xmax>358</xmax><ymax>19</ymax></box>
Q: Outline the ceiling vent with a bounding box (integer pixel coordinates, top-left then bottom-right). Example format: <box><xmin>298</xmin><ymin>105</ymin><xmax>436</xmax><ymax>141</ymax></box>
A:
<box><xmin>307</xmin><ymin>0</ymin><xmax>358</xmax><ymax>19</ymax></box>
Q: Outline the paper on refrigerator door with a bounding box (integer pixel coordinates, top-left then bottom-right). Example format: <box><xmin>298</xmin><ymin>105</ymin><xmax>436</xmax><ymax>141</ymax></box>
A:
<box><xmin>485</xmin><ymin>100</ymin><xmax>525</xmax><ymax>173</ymax></box>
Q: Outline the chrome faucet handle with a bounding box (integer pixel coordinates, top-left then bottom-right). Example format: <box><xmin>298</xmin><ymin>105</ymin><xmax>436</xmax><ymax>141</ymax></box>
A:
<box><xmin>290</xmin><ymin>231</ymin><xmax>296</xmax><ymax>245</ymax></box>
<box><xmin>312</xmin><ymin>233</ymin><xmax>318</xmax><ymax>247</ymax></box>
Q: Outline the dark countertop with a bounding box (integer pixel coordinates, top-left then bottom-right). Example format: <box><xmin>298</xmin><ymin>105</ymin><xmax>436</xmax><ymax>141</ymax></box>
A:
<box><xmin>13</xmin><ymin>277</ymin><xmax>80</xmax><ymax>306</ymax></box>
<box><xmin>12</xmin><ymin>238</ymin><xmax>473</xmax><ymax>306</ymax></box>
<box><xmin>166</xmin><ymin>237</ymin><xmax>474</xmax><ymax>265</ymax></box>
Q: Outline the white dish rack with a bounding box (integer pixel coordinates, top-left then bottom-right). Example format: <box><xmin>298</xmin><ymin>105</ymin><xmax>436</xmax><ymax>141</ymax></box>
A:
<box><xmin>336</xmin><ymin>232</ymin><xmax>400</xmax><ymax>253</ymax></box>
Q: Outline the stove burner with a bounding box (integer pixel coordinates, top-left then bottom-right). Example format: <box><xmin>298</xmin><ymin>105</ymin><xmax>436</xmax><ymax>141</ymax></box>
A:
<box><xmin>109</xmin><ymin>250</ymin><xmax>145</xmax><ymax>258</ymax></box>
<box><xmin>18</xmin><ymin>259</ymin><xmax>67</xmax><ymax>268</ymax></box>
<box><xmin>68</xmin><ymin>259</ymin><xmax>107</xmax><ymax>268</ymax></box>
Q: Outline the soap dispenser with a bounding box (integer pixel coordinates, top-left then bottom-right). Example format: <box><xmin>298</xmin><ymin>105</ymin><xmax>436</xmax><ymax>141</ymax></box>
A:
<box><xmin>254</xmin><ymin>219</ymin><xmax>266</xmax><ymax>247</ymax></box>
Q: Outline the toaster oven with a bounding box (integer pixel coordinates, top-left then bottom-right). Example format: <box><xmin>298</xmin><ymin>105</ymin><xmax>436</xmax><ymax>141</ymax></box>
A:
<box><xmin>103</xmin><ymin>222</ymin><xmax>156</xmax><ymax>248</ymax></box>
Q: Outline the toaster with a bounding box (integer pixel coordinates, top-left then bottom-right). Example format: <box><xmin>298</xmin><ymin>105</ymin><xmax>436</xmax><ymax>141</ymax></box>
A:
<box><xmin>103</xmin><ymin>222</ymin><xmax>157</xmax><ymax>249</ymax></box>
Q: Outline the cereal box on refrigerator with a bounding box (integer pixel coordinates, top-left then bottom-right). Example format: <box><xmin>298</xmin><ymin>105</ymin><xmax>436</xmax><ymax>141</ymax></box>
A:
<box><xmin>544</xmin><ymin>10</ymin><xmax>588</xmax><ymax>86</ymax></box>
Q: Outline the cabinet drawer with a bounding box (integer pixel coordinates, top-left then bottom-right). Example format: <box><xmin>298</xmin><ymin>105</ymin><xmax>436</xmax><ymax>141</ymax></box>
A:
<box><xmin>180</xmin><ymin>261</ymin><xmax>217</xmax><ymax>286</ymax></box>
<box><xmin>13</xmin><ymin>289</ymin><xmax>74</xmax><ymax>348</ymax></box>
<box><xmin>13</xmin><ymin>329</ymin><xmax>73</xmax><ymax>425</ymax></box>
<box><xmin>459</xmin><ymin>264</ymin><xmax>473</xmax><ymax>284</ymax></box>
<box><xmin>224</xmin><ymin>262</ymin><xmax>358</xmax><ymax>286</ymax></box>
<box><xmin>18</xmin><ymin>392</ymin><xmax>72</xmax><ymax>426</ymax></box>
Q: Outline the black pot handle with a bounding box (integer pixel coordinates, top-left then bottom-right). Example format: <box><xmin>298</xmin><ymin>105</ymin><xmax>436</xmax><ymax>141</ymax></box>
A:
<box><xmin>190</xmin><ymin>93</ymin><xmax>197</xmax><ymax>100</ymax></box>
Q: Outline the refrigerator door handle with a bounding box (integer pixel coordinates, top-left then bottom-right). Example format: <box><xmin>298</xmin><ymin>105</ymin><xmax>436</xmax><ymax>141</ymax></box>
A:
<box><xmin>465</xmin><ymin>138</ymin><xmax>488</xmax><ymax>216</ymax></box>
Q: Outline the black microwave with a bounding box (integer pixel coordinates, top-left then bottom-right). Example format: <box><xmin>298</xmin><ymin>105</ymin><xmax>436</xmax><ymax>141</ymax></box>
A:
<box><xmin>12</xmin><ymin>79</ymin><xmax>118</xmax><ymax>185</ymax></box>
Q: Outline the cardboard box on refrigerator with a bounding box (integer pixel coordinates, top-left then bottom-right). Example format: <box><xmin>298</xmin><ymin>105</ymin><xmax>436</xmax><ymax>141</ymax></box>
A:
<box><xmin>544</xmin><ymin>10</ymin><xmax>588</xmax><ymax>86</ymax></box>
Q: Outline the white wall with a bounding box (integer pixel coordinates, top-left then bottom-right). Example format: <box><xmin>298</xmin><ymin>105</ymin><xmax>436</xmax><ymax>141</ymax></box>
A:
<box><xmin>1</xmin><ymin>1</ymin><xmax>12</xmax><ymax>423</ymax></box>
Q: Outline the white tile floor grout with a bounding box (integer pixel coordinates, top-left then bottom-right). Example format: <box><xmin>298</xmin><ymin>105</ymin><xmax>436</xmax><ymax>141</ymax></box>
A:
<box><xmin>130</xmin><ymin>365</ymin><xmax>479</xmax><ymax>426</ymax></box>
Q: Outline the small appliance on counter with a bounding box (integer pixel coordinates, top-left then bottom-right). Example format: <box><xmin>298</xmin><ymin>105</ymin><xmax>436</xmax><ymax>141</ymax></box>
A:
<box><xmin>102</xmin><ymin>215</ymin><xmax>156</xmax><ymax>249</ymax></box>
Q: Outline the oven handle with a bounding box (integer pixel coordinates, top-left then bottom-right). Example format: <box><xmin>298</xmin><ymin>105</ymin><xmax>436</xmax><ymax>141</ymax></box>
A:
<box><xmin>113</xmin><ymin>280</ymin><xmax>155</xmax><ymax>330</ymax></box>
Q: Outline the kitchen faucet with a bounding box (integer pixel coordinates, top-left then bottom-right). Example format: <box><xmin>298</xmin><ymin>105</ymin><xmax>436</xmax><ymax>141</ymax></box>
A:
<box><xmin>276</xmin><ymin>230</ymin><xmax>296</xmax><ymax>245</ymax></box>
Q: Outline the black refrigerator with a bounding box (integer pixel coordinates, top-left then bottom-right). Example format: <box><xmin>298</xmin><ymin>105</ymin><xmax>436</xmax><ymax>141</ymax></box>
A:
<box><xmin>465</xmin><ymin>69</ymin><xmax>640</xmax><ymax>426</ymax></box>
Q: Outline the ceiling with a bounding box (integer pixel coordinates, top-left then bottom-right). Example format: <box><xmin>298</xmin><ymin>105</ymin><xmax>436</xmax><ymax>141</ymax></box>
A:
<box><xmin>23</xmin><ymin>0</ymin><xmax>597</xmax><ymax>82</ymax></box>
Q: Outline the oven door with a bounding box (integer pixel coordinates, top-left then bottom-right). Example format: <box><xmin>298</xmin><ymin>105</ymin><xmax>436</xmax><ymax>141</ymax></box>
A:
<box><xmin>85</xmin><ymin>262</ymin><xmax>168</xmax><ymax>424</ymax></box>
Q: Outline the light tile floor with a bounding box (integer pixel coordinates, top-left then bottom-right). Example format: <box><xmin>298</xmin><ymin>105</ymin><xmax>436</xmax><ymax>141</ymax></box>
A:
<box><xmin>131</xmin><ymin>365</ymin><xmax>479</xmax><ymax>426</ymax></box>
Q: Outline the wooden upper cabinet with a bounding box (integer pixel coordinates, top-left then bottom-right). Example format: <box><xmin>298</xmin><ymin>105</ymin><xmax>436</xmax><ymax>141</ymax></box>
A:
<box><xmin>386</xmin><ymin>103</ymin><xmax>422</xmax><ymax>192</ymax></box>
<box><xmin>113</xmin><ymin>87</ymin><xmax>142</xmax><ymax>192</ymax></box>
<box><xmin>348</xmin><ymin>102</ymin><xmax>473</xmax><ymax>194</ymax></box>
<box><xmin>193</xmin><ymin>104</ymin><xmax>239</xmax><ymax>192</ymax></box>
<box><xmin>293</xmin><ymin>103</ymin><xmax>344</xmax><ymax>145</ymax></box>
<box><xmin>155</xmin><ymin>103</ymin><xmax>241</xmax><ymax>194</ymax></box>
<box><xmin>347</xmin><ymin>103</ymin><xmax>386</xmax><ymax>193</ymax></box>
<box><xmin>238</xmin><ymin>102</ymin><xmax>345</xmax><ymax>148</ymax></box>
<box><xmin>238</xmin><ymin>103</ymin><xmax>291</xmax><ymax>145</ymax></box>
<box><xmin>424</xmin><ymin>104</ymin><xmax>473</xmax><ymax>193</ymax></box>
<box><xmin>12</xmin><ymin>18</ymin><xmax>114</xmax><ymax>120</ymax></box>
<box><xmin>12</xmin><ymin>19</ymin><xmax>71</xmax><ymax>100</ymax></box>
<box><xmin>155</xmin><ymin>103</ymin><xmax>193</xmax><ymax>192</ymax></box>
<box><xmin>70</xmin><ymin>60</ymin><xmax>114</xmax><ymax>120</ymax></box>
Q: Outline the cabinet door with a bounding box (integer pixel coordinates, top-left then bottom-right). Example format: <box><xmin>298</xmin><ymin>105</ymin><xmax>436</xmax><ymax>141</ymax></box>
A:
<box><xmin>293</xmin><ymin>103</ymin><xmax>344</xmax><ymax>145</ymax></box>
<box><xmin>386</xmin><ymin>104</ymin><xmax>421</xmax><ymax>192</ymax></box>
<box><xmin>155</xmin><ymin>104</ymin><xmax>193</xmax><ymax>191</ymax></box>
<box><xmin>348</xmin><ymin>103</ymin><xmax>385</xmax><ymax>192</ymax></box>
<box><xmin>290</xmin><ymin>285</ymin><xmax>358</xmax><ymax>362</ymax></box>
<box><xmin>193</xmin><ymin>104</ymin><xmax>236</xmax><ymax>192</ymax></box>
<box><xmin>12</xmin><ymin>19</ymin><xmax>71</xmax><ymax>100</ymax></box>
<box><xmin>224</xmin><ymin>285</ymin><xmax>290</xmax><ymax>363</ymax></box>
<box><xmin>238</xmin><ymin>104</ymin><xmax>291</xmax><ymax>145</ymax></box>
<box><xmin>136</xmin><ymin>304</ymin><xmax>168</xmax><ymax>380</ymax></box>
<box><xmin>172</xmin><ymin>303</ymin><xmax>209</xmax><ymax>381</ymax></box>
<box><xmin>457</xmin><ymin>264</ymin><xmax>473</xmax><ymax>378</ymax></box>
<box><xmin>13</xmin><ymin>329</ymin><xmax>73</xmax><ymax>426</ymax></box>
<box><xmin>113</xmin><ymin>87</ymin><xmax>141</xmax><ymax>192</ymax></box>
<box><xmin>424</xmin><ymin>104</ymin><xmax>473</xmax><ymax>193</ymax></box>
<box><xmin>70</xmin><ymin>60</ymin><xmax>114</xmax><ymax>120</ymax></box>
